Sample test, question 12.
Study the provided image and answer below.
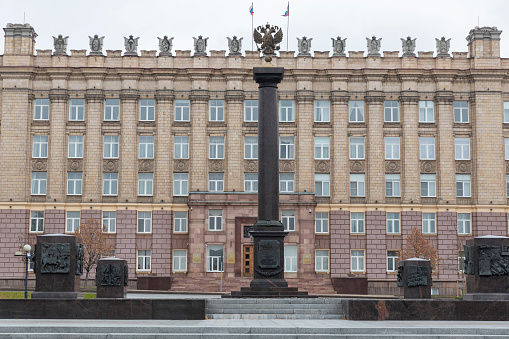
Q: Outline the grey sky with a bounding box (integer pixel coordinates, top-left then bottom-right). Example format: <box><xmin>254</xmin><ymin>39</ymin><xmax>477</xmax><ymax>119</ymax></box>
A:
<box><xmin>2</xmin><ymin>0</ymin><xmax>508</xmax><ymax>57</ymax></box>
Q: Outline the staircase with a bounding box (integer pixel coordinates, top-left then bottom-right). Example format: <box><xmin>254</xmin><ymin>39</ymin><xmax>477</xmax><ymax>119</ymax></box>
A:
<box><xmin>206</xmin><ymin>298</ymin><xmax>345</xmax><ymax>319</ymax></box>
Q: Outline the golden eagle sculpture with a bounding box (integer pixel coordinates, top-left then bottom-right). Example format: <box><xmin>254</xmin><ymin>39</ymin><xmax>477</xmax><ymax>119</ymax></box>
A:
<box><xmin>253</xmin><ymin>23</ymin><xmax>283</xmax><ymax>58</ymax></box>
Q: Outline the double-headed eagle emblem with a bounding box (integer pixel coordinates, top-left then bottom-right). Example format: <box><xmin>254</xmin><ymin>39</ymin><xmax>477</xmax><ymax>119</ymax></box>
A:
<box><xmin>253</xmin><ymin>23</ymin><xmax>283</xmax><ymax>59</ymax></box>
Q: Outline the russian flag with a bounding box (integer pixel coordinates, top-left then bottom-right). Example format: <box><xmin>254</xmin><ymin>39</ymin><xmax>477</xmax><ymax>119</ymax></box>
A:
<box><xmin>249</xmin><ymin>3</ymin><xmax>254</xmax><ymax>15</ymax></box>
<box><xmin>282</xmin><ymin>3</ymin><xmax>289</xmax><ymax>17</ymax></box>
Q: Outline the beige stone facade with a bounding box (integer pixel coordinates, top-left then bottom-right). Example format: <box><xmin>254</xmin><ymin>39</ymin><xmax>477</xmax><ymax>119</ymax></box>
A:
<box><xmin>1</xmin><ymin>23</ymin><xmax>509</xmax><ymax>295</ymax></box>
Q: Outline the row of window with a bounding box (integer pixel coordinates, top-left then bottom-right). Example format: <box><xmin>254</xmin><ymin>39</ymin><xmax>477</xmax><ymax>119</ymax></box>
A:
<box><xmin>35</xmin><ymin>98</ymin><xmax>503</xmax><ymax>124</ymax></box>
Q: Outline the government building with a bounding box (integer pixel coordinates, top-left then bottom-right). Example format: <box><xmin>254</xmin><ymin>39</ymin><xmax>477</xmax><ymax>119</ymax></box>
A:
<box><xmin>0</xmin><ymin>23</ymin><xmax>508</xmax><ymax>295</ymax></box>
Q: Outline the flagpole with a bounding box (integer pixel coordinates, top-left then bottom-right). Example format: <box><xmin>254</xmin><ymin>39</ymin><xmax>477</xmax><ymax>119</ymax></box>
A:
<box><xmin>251</xmin><ymin>2</ymin><xmax>254</xmax><ymax>51</ymax></box>
<box><xmin>286</xmin><ymin>2</ymin><xmax>289</xmax><ymax>52</ymax></box>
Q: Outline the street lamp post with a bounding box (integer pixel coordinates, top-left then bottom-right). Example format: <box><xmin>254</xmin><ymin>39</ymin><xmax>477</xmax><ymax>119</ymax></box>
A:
<box><xmin>22</xmin><ymin>244</ymin><xmax>32</xmax><ymax>299</ymax></box>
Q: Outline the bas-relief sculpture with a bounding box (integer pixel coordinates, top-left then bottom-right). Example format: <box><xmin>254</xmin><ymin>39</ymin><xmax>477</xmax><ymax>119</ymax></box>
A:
<box><xmin>436</xmin><ymin>36</ymin><xmax>451</xmax><ymax>56</ymax></box>
<box><xmin>158</xmin><ymin>36</ymin><xmax>174</xmax><ymax>56</ymax></box>
<box><xmin>41</xmin><ymin>243</ymin><xmax>70</xmax><ymax>274</ymax></box>
<box><xmin>101</xmin><ymin>264</ymin><xmax>122</xmax><ymax>286</ymax></box>
<box><xmin>193</xmin><ymin>35</ymin><xmax>209</xmax><ymax>56</ymax></box>
<box><xmin>366</xmin><ymin>36</ymin><xmax>382</xmax><ymax>56</ymax></box>
<box><xmin>124</xmin><ymin>35</ymin><xmax>139</xmax><ymax>56</ymax></box>
<box><xmin>464</xmin><ymin>244</ymin><xmax>509</xmax><ymax>276</ymax></box>
<box><xmin>53</xmin><ymin>34</ymin><xmax>68</xmax><ymax>55</ymax></box>
<box><xmin>297</xmin><ymin>36</ymin><xmax>312</xmax><ymax>56</ymax></box>
<box><xmin>75</xmin><ymin>243</ymin><xmax>84</xmax><ymax>275</ymax></box>
<box><xmin>89</xmin><ymin>34</ymin><xmax>105</xmax><ymax>55</ymax></box>
<box><xmin>124</xmin><ymin>264</ymin><xmax>129</xmax><ymax>286</ymax></box>
<box><xmin>401</xmin><ymin>36</ymin><xmax>416</xmax><ymax>56</ymax></box>
<box><xmin>332</xmin><ymin>36</ymin><xmax>346</xmax><ymax>56</ymax></box>
<box><xmin>227</xmin><ymin>36</ymin><xmax>243</xmax><ymax>56</ymax></box>
<box><xmin>406</xmin><ymin>266</ymin><xmax>428</xmax><ymax>287</ymax></box>
<box><xmin>253</xmin><ymin>23</ymin><xmax>283</xmax><ymax>57</ymax></box>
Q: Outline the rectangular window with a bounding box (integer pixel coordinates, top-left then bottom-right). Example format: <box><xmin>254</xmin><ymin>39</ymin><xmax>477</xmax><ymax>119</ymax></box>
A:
<box><xmin>138</xmin><ymin>173</ymin><xmax>154</xmax><ymax>196</ymax></box>
<box><xmin>103</xmin><ymin>173</ymin><xmax>118</xmax><ymax>196</ymax></box>
<box><xmin>175</xmin><ymin>99</ymin><xmax>190</xmax><ymax>121</ymax></box>
<box><xmin>506</xmin><ymin>138</ymin><xmax>509</xmax><ymax>160</ymax></box>
<box><xmin>280</xmin><ymin>173</ymin><xmax>294</xmax><ymax>193</ymax></box>
<box><xmin>174</xmin><ymin>211</ymin><xmax>188</xmax><ymax>233</ymax></box>
<box><xmin>32</xmin><ymin>135</ymin><xmax>48</xmax><ymax>158</ymax></box>
<box><xmin>455</xmin><ymin>137</ymin><xmax>470</xmax><ymax>160</ymax></box>
<box><xmin>505</xmin><ymin>102</ymin><xmax>509</xmax><ymax>123</ymax></box>
<box><xmin>69</xmin><ymin>99</ymin><xmax>85</xmax><ymax>121</ymax></box>
<box><xmin>208</xmin><ymin>173</ymin><xmax>224</xmax><ymax>192</ymax></box>
<box><xmin>349</xmin><ymin>137</ymin><xmax>365</xmax><ymax>159</ymax></box>
<box><xmin>279</xmin><ymin>100</ymin><xmax>294</xmax><ymax>122</ymax></box>
<box><xmin>67</xmin><ymin>172</ymin><xmax>82</xmax><ymax>195</ymax></box>
<box><xmin>456</xmin><ymin>174</ymin><xmax>471</xmax><ymax>197</ymax></box>
<box><xmin>422</xmin><ymin>213</ymin><xmax>436</xmax><ymax>234</ymax></box>
<box><xmin>282</xmin><ymin>210</ymin><xmax>295</xmax><ymax>231</ymax></box>
<box><xmin>173</xmin><ymin>173</ymin><xmax>189</xmax><ymax>196</ymax></box>
<box><xmin>280</xmin><ymin>136</ymin><xmax>295</xmax><ymax>159</ymax></box>
<box><xmin>351</xmin><ymin>250</ymin><xmax>365</xmax><ymax>272</ymax></box>
<box><xmin>385</xmin><ymin>174</ymin><xmax>401</xmax><ymax>197</ymax></box>
<box><xmin>244</xmin><ymin>136</ymin><xmax>258</xmax><ymax>159</ymax></box>
<box><xmin>139</xmin><ymin>99</ymin><xmax>155</xmax><ymax>121</ymax></box>
<box><xmin>103</xmin><ymin>135</ymin><xmax>119</xmax><ymax>159</ymax></box>
<box><xmin>454</xmin><ymin>101</ymin><xmax>469</xmax><ymax>123</ymax></box>
<box><xmin>284</xmin><ymin>245</ymin><xmax>297</xmax><ymax>272</ymax></box>
<box><xmin>349</xmin><ymin>100</ymin><xmax>364</xmax><ymax>122</ymax></box>
<box><xmin>66</xmin><ymin>211</ymin><xmax>80</xmax><ymax>233</ymax></box>
<box><xmin>34</xmin><ymin>98</ymin><xmax>49</xmax><ymax>120</ymax></box>
<box><xmin>385</xmin><ymin>137</ymin><xmax>400</xmax><ymax>160</ymax></box>
<box><xmin>209</xmin><ymin>136</ymin><xmax>225</xmax><ymax>159</ymax></box>
<box><xmin>387</xmin><ymin>212</ymin><xmax>400</xmax><ymax>234</ymax></box>
<box><xmin>104</xmin><ymin>99</ymin><xmax>120</xmax><ymax>121</ymax></box>
<box><xmin>507</xmin><ymin>175</ymin><xmax>509</xmax><ymax>197</ymax></box>
<box><xmin>315</xmin><ymin>250</ymin><xmax>329</xmax><ymax>272</ymax></box>
<box><xmin>173</xmin><ymin>249</ymin><xmax>187</xmax><ymax>272</ymax></box>
<box><xmin>68</xmin><ymin>135</ymin><xmax>84</xmax><ymax>158</ymax></box>
<box><xmin>209</xmin><ymin>100</ymin><xmax>224</xmax><ymax>121</ymax></box>
<box><xmin>174</xmin><ymin>136</ymin><xmax>189</xmax><ymax>159</ymax></box>
<box><xmin>314</xmin><ymin>100</ymin><xmax>330</xmax><ymax>122</ymax></box>
<box><xmin>419</xmin><ymin>100</ymin><xmax>434</xmax><ymax>123</ymax></box>
<box><xmin>314</xmin><ymin>137</ymin><xmax>330</xmax><ymax>160</ymax></box>
<box><xmin>351</xmin><ymin>212</ymin><xmax>365</xmax><ymax>234</ymax></box>
<box><xmin>458</xmin><ymin>213</ymin><xmax>471</xmax><ymax>235</ymax></box>
<box><xmin>420</xmin><ymin>137</ymin><xmax>435</xmax><ymax>160</ymax></box>
<box><xmin>137</xmin><ymin>249</ymin><xmax>151</xmax><ymax>271</ymax></box>
<box><xmin>244</xmin><ymin>100</ymin><xmax>258</xmax><ymax>122</ymax></box>
<box><xmin>137</xmin><ymin>211</ymin><xmax>152</xmax><ymax>233</ymax></box>
<box><xmin>102</xmin><ymin>211</ymin><xmax>116</xmax><ymax>233</ymax></box>
<box><xmin>315</xmin><ymin>212</ymin><xmax>329</xmax><ymax>234</ymax></box>
<box><xmin>209</xmin><ymin>210</ymin><xmax>223</xmax><ymax>231</ymax></box>
<box><xmin>315</xmin><ymin>174</ymin><xmax>330</xmax><ymax>197</ymax></box>
<box><xmin>139</xmin><ymin>136</ymin><xmax>154</xmax><ymax>159</ymax></box>
<box><xmin>206</xmin><ymin>245</ymin><xmax>223</xmax><ymax>272</ymax></box>
<box><xmin>387</xmin><ymin>250</ymin><xmax>399</xmax><ymax>272</ymax></box>
<box><xmin>421</xmin><ymin>174</ymin><xmax>436</xmax><ymax>197</ymax></box>
<box><xmin>384</xmin><ymin>101</ymin><xmax>399</xmax><ymax>122</ymax></box>
<box><xmin>350</xmin><ymin>174</ymin><xmax>365</xmax><ymax>197</ymax></box>
<box><xmin>244</xmin><ymin>173</ymin><xmax>258</xmax><ymax>193</ymax></box>
<box><xmin>31</xmin><ymin>172</ymin><xmax>47</xmax><ymax>195</ymax></box>
<box><xmin>30</xmin><ymin>211</ymin><xmax>44</xmax><ymax>233</ymax></box>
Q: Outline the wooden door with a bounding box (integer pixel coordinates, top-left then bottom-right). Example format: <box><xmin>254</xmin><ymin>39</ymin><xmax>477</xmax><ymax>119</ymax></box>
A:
<box><xmin>243</xmin><ymin>245</ymin><xmax>254</xmax><ymax>277</ymax></box>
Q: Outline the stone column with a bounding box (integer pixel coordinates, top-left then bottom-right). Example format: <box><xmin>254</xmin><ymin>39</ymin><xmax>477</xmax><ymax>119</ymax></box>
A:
<box><xmin>154</xmin><ymin>90</ymin><xmax>174</xmax><ymax>201</ymax></box>
<box><xmin>435</xmin><ymin>91</ymin><xmax>455</xmax><ymax>203</ymax></box>
<box><xmin>365</xmin><ymin>92</ymin><xmax>385</xmax><ymax>203</ymax></box>
<box><xmin>225</xmin><ymin>90</ymin><xmax>245</xmax><ymax>192</ymax></box>
<box><xmin>400</xmin><ymin>92</ymin><xmax>420</xmax><ymax>203</ymax></box>
<box><xmin>331</xmin><ymin>91</ymin><xmax>349</xmax><ymax>203</ymax></box>
<box><xmin>118</xmin><ymin>90</ymin><xmax>139</xmax><ymax>201</ymax></box>
<box><xmin>84</xmin><ymin>89</ymin><xmax>104</xmax><ymax>201</ymax></box>
<box><xmin>189</xmin><ymin>90</ymin><xmax>209</xmax><ymax>192</ymax></box>
<box><xmin>295</xmin><ymin>90</ymin><xmax>314</xmax><ymax>193</ymax></box>
<box><xmin>48</xmin><ymin>89</ymin><xmax>68</xmax><ymax>201</ymax></box>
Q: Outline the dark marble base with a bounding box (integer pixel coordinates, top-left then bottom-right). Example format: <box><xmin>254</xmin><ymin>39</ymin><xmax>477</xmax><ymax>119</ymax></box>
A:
<box><xmin>346</xmin><ymin>299</ymin><xmax>509</xmax><ymax>321</ymax></box>
<box><xmin>227</xmin><ymin>286</ymin><xmax>311</xmax><ymax>298</ymax></box>
<box><xmin>0</xmin><ymin>299</ymin><xmax>205</xmax><ymax>320</ymax></box>
<box><xmin>250</xmin><ymin>278</ymin><xmax>288</xmax><ymax>288</ymax></box>
<box><xmin>31</xmin><ymin>291</ymin><xmax>77</xmax><ymax>299</ymax></box>
<box><xmin>137</xmin><ymin>276</ymin><xmax>172</xmax><ymax>290</ymax></box>
<box><xmin>332</xmin><ymin>277</ymin><xmax>368</xmax><ymax>295</ymax></box>
<box><xmin>464</xmin><ymin>293</ymin><xmax>509</xmax><ymax>301</ymax></box>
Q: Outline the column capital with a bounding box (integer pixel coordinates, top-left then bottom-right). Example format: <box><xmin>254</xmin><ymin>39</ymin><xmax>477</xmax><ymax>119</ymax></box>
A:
<box><xmin>365</xmin><ymin>90</ymin><xmax>385</xmax><ymax>104</ymax></box>
<box><xmin>399</xmin><ymin>91</ymin><xmax>420</xmax><ymax>104</ymax></box>
<box><xmin>155</xmin><ymin>89</ymin><xmax>175</xmax><ymax>102</ymax></box>
<box><xmin>225</xmin><ymin>90</ymin><xmax>245</xmax><ymax>103</ymax></box>
<box><xmin>330</xmin><ymin>91</ymin><xmax>349</xmax><ymax>104</ymax></box>
<box><xmin>49</xmin><ymin>89</ymin><xmax>69</xmax><ymax>102</ymax></box>
<box><xmin>85</xmin><ymin>89</ymin><xmax>105</xmax><ymax>102</ymax></box>
<box><xmin>119</xmin><ymin>89</ymin><xmax>140</xmax><ymax>101</ymax></box>
<box><xmin>189</xmin><ymin>90</ymin><xmax>210</xmax><ymax>103</ymax></box>
<box><xmin>434</xmin><ymin>91</ymin><xmax>454</xmax><ymax>104</ymax></box>
<box><xmin>295</xmin><ymin>90</ymin><xmax>314</xmax><ymax>103</ymax></box>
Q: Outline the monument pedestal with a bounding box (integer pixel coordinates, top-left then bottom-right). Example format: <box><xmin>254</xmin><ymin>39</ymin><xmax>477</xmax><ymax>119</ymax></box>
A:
<box><xmin>95</xmin><ymin>257</ymin><xmax>128</xmax><ymax>298</ymax></box>
<box><xmin>397</xmin><ymin>258</ymin><xmax>432</xmax><ymax>299</ymax></box>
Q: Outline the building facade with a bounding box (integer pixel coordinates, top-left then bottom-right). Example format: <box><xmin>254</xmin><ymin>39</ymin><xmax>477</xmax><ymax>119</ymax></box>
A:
<box><xmin>1</xmin><ymin>23</ymin><xmax>508</xmax><ymax>295</ymax></box>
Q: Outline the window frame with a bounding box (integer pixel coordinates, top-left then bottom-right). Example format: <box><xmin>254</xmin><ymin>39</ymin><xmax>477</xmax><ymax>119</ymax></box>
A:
<box><xmin>209</xmin><ymin>100</ymin><xmax>225</xmax><ymax>122</ymax></box>
<box><xmin>315</xmin><ymin>174</ymin><xmax>330</xmax><ymax>197</ymax></box>
<box><xmin>208</xmin><ymin>173</ymin><xmax>224</xmax><ymax>192</ymax></box>
<box><xmin>284</xmin><ymin>244</ymin><xmax>297</xmax><ymax>273</ymax></box>
<box><xmin>387</xmin><ymin>250</ymin><xmax>399</xmax><ymax>273</ymax></box>
<box><xmin>137</xmin><ymin>249</ymin><xmax>151</xmax><ymax>272</ymax></box>
<box><xmin>137</xmin><ymin>211</ymin><xmax>152</xmax><ymax>234</ymax></box>
<box><xmin>419</xmin><ymin>100</ymin><xmax>434</xmax><ymax>123</ymax></box>
<box><xmin>350</xmin><ymin>212</ymin><xmax>365</xmax><ymax>234</ymax></box>
<box><xmin>315</xmin><ymin>249</ymin><xmax>330</xmax><ymax>273</ymax></box>
<box><xmin>422</xmin><ymin>213</ymin><xmax>436</xmax><ymax>234</ymax></box>
<box><xmin>139</xmin><ymin>99</ymin><xmax>155</xmax><ymax>121</ymax></box>
<box><xmin>173</xmin><ymin>249</ymin><xmax>187</xmax><ymax>273</ymax></box>
<box><xmin>244</xmin><ymin>136</ymin><xmax>258</xmax><ymax>159</ymax></box>
<box><xmin>102</xmin><ymin>173</ymin><xmax>118</xmax><ymax>196</ymax></box>
<box><xmin>282</xmin><ymin>210</ymin><xmax>295</xmax><ymax>232</ymax></box>
<box><xmin>68</xmin><ymin>135</ymin><xmax>84</xmax><ymax>158</ymax></box>
<box><xmin>314</xmin><ymin>136</ymin><xmax>330</xmax><ymax>160</ymax></box>
<box><xmin>206</xmin><ymin>244</ymin><xmax>224</xmax><ymax>272</ymax></box>
<box><xmin>31</xmin><ymin>172</ymin><xmax>47</xmax><ymax>196</ymax></box>
<box><xmin>385</xmin><ymin>136</ymin><xmax>400</xmax><ymax>160</ymax></box>
<box><xmin>458</xmin><ymin>213</ymin><xmax>471</xmax><ymax>235</ymax></box>
<box><xmin>174</xmin><ymin>136</ymin><xmax>189</xmax><ymax>159</ymax></box>
<box><xmin>103</xmin><ymin>135</ymin><xmax>119</xmax><ymax>159</ymax></box>
<box><xmin>173</xmin><ymin>173</ymin><xmax>189</xmax><ymax>196</ymax></box>
<box><xmin>387</xmin><ymin>212</ymin><xmax>401</xmax><ymax>234</ymax></box>
<box><xmin>66</xmin><ymin>211</ymin><xmax>80</xmax><ymax>233</ymax></box>
<box><xmin>420</xmin><ymin>174</ymin><xmax>436</xmax><ymax>197</ymax></box>
<box><xmin>30</xmin><ymin>211</ymin><xmax>44</xmax><ymax>233</ymax></box>
<box><xmin>504</xmin><ymin>101</ymin><xmax>509</xmax><ymax>124</ymax></box>
<box><xmin>349</xmin><ymin>137</ymin><xmax>365</xmax><ymax>160</ymax></box>
<box><xmin>174</xmin><ymin>211</ymin><xmax>188</xmax><ymax>233</ymax></box>
<box><xmin>454</xmin><ymin>137</ymin><xmax>470</xmax><ymax>160</ymax></box>
<box><xmin>69</xmin><ymin>98</ymin><xmax>85</xmax><ymax>121</ymax></box>
<box><xmin>419</xmin><ymin>137</ymin><xmax>435</xmax><ymax>160</ymax></box>
<box><xmin>209</xmin><ymin>136</ymin><xmax>225</xmax><ymax>159</ymax></box>
<box><xmin>102</xmin><ymin>211</ymin><xmax>116</xmax><ymax>234</ymax></box>
<box><xmin>384</xmin><ymin>100</ymin><xmax>399</xmax><ymax>123</ymax></box>
<box><xmin>315</xmin><ymin>212</ymin><xmax>329</xmax><ymax>234</ymax></box>
<box><xmin>279</xmin><ymin>100</ymin><xmax>295</xmax><ymax>122</ymax></box>
<box><xmin>349</xmin><ymin>100</ymin><xmax>364</xmax><ymax>123</ymax></box>
<box><xmin>208</xmin><ymin>210</ymin><xmax>223</xmax><ymax>231</ymax></box>
<box><xmin>350</xmin><ymin>174</ymin><xmax>365</xmax><ymax>197</ymax></box>
<box><xmin>456</xmin><ymin>174</ymin><xmax>471</xmax><ymax>198</ymax></box>
<box><xmin>139</xmin><ymin>135</ymin><xmax>154</xmax><ymax>159</ymax></box>
<box><xmin>279</xmin><ymin>136</ymin><xmax>295</xmax><ymax>160</ymax></box>
<box><xmin>385</xmin><ymin>174</ymin><xmax>401</xmax><ymax>197</ymax></box>
<box><xmin>174</xmin><ymin>99</ymin><xmax>190</xmax><ymax>122</ymax></box>
<box><xmin>67</xmin><ymin>172</ymin><xmax>83</xmax><ymax>196</ymax></box>
<box><xmin>454</xmin><ymin>101</ymin><xmax>469</xmax><ymax>123</ymax></box>
<box><xmin>351</xmin><ymin>249</ymin><xmax>365</xmax><ymax>273</ymax></box>
<box><xmin>33</xmin><ymin>98</ymin><xmax>49</xmax><ymax>120</ymax></box>
<box><xmin>244</xmin><ymin>100</ymin><xmax>258</xmax><ymax>122</ymax></box>
<box><xmin>279</xmin><ymin>173</ymin><xmax>295</xmax><ymax>193</ymax></box>
<box><xmin>32</xmin><ymin>135</ymin><xmax>48</xmax><ymax>158</ymax></box>
<box><xmin>104</xmin><ymin>99</ymin><xmax>120</xmax><ymax>121</ymax></box>
<box><xmin>244</xmin><ymin>173</ymin><xmax>258</xmax><ymax>193</ymax></box>
<box><xmin>138</xmin><ymin>173</ymin><xmax>154</xmax><ymax>196</ymax></box>
<box><xmin>314</xmin><ymin>100</ymin><xmax>330</xmax><ymax>122</ymax></box>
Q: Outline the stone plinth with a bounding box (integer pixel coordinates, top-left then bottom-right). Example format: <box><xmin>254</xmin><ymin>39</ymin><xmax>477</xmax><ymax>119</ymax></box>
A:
<box><xmin>32</xmin><ymin>234</ymin><xmax>83</xmax><ymax>299</ymax></box>
<box><xmin>397</xmin><ymin>258</ymin><xmax>432</xmax><ymax>299</ymax></box>
<box><xmin>95</xmin><ymin>258</ymin><xmax>128</xmax><ymax>298</ymax></box>
<box><xmin>464</xmin><ymin>235</ymin><xmax>509</xmax><ymax>301</ymax></box>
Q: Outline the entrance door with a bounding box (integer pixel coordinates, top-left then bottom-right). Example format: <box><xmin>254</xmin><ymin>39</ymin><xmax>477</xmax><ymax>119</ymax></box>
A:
<box><xmin>243</xmin><ymin>245</ymin><xmax>254</xmax><ymax>277</ymax></box>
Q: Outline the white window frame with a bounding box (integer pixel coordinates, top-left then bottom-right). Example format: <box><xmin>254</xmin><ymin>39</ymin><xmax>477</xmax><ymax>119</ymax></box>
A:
<box><xmin>244</xmin><ymin>100</ymin><xmax>258</xmax><ymax>122</ymax></box>
<box><xmin>34</xmin><ymin>98</ymin><xmax>49</xmax><ymax>120</ymax></box>
<box><xmin>244</xmin><ymin>136</ymin><xmax>258</xmax><ymax>159</ymax></box>
<box><xmin>137</xmin><ymin>211</ymin><xmax>152</xmax><ymax>233</ymax></box>
<box><xmin>506</xmin><ymin>138</ymin><xmax>509</xmax><ymax>160</ymax></box>
<box><xmin>385</xmin><ymin>137</ymin><xmax>400</xmax><ymax>160</ymax></box>
<box><xmin>67</xmin><ymin>172</ymin><xmax>83</xmax><ymax>195</ymax></box>
<box><xmin>102</xmin><ymin>211</ymin><xmax>116</xmax><ymax>233</ymax></box>
<box><xmin>315</xmin><ymin>174</ymin><xmax>330</xmax><ymax>197</ymax></box>
<box><xmin>139</xmin><ymin>136</ymin><xmax>154</xmax><ymax>159</ymax></box>
<box><xmin>104</xmin><ymin>99</ymin><xmax>120</xmax><ymax>121</ymax></box>
<box><xmin>174</xmin><ymin>136</ymin><xmax>189</xmax><ymax>159</ymax></box>
<box><xmin>349</xmin><ymin>100</ymin><xmax>364</xmax><ymax>123</ymax></box>
<box><xmin>69</xmin><ymin>98</ymin><xmax>85</xmax><ymax>121</ymax></box>
<box><xmin>351</xmin><ymin>249</ymin><xmax>365</xmax><ymax>272</ymax></box>
<box><xmin>206</xmin><ymin>245</ymin><xmax>224</xmax><ymax>272</ymax></box>
<box><xmin>458</xmin><ymin>213</ymin><xmax>471</xmax><ymax>235</ymax></box>
<box><xmin>137</xmin><ymin>249</ymin><xmax>151</xmax><ymax>272</ymax></box>
<box><xmin>350</xmin><ymin>212</ymin><xmax>365</xmax><ymax>234</ymax></box>
<box><xmin>387</xmin><ymin>250</ymin><xmax>399</xmax><ymax>272</ymax></box>
<box><xmin>384</xmin><ymin>101</ymin><xmax>399</xmax><ymax>122</ymax></box>
<box><xmin>385</xmin><ymin>174</ymin><xmax>401</xmax><ymax>197</ymax></box>
<box><xmin>422</xmin><ymin>213</ymin><xmax>436</xmax><ymax>234</ymax></box>
<box><xmin>420</xmin><ymin>137</ymin><xmax>435</xmax><ymax>160</ymax></box>
<box><xmin>507</xmin><ymin>175</ymin><xmax>509</xmax><ymax>197</ymax></box>
<box><xmin>139</xmin><ymin>99</ymin><xmax>155</xmax><ymax>121</ymax></box>
<box><xmin>282</xmin><ymin>210</ymin><xmax>295</xmax><ymax>232</ymax></box>
<box><xmin>103</xmin><ymin>135</ymin><xmax>119</xmax><ymax>159</ymax></box>
<box><xmin>209</xmin><ymin>100</ymin><xmax>224</xmax><ymax>122</ymax></box>
<box><xmin>174</xmin><ymin>211</ymin><xmax>188</xmax><ymax>233</ymax></box>
<box><xmin>314</xmin><ymin>136</ymin><xmax>330</xmax><ymax>160</ymax></box>
<box><xmin>504</xmin><ymin>101</ymin><xmax>509</xmax><ymax>123</ymax></box>
<box><xmin>173</xmin><ymin>173</ymin><xmax>189</xmax><ymax>196</ymax></box>
<box><xmin>68</xmin><ymin>135</ymin><xmax>84</xmax><ymax>158</ymax></box>
<box><xmin>208</xmin><ymin>210</ymin><xmax>223</xmax><ymax>231</ymax></box>
<box><xmin>279</xmin><ymin>136</ymin><xmax>295</xmax><ymax>159</ymax></box>
<box><xmin>349</xmin><ymin>137</ymin><xmax>365</xmax><ymax>159</ymax></box>
<box><xmin>31</xmin><ymin>172</ymin><xmax>47</xmax><ymax>195</ymax></box>
<box><xmin>350</xmin><ymin>174</ymin><xmax>365</xmax><ymax>197</ymax></box>
<box><xmin>315</xmin><ymin>212</ymin><xmax>329</xmax><ymax>234</ymax></box>
<box><xmin>419</xmin><ymin>100</ymin><xmax>434</xmax><ymax>123</ymax></box>
<box><xmin>175</xmin><ymin>100</ymin><xmax>190</xmax><ymax>121</ymax></box>
<box><xmin>455</xmin><ymin>137</ymin><xmax>470</xmax><ymax>160</ymax></box>
<box><xmin>138</xmin><ymin>173</ymin><xmax>154</xmax><ymax>196</ymax></box>
<box><xmin>208</xmin><ymin>173</ymin><xmax>224</xmax><ymax>192</ymax></box>
<box><xmin>66</xmin><ymin>211</ymin><xmax>80</xmax><ymax>233</ymax></box>
<box><xmin>456</xmin><ymin>174</ymin><xmax>471</xmax><ymax>197</ymax></box>
<box><xmin>387</xmin><ymin>212</ymin><xmax>400</xmax><ymax>234</ymax></box>
<box><xmin>244</xmin><ymin>173</ymin><xmax>258</xmax><ymax>193</ymax></box>
<box><xmin>209</xmin><ymin>136</ymin><xmax>225</xmax><ymax>159</ymax></box>
<box><xmin>421</xmin><ymin>174</ymin><xmax>436</xmax><ymax>197</ymax></box>
<box><xmin>30</xmin><ymin>211</ymin><xmax>44</xmax><ymax>233</ymax></box>
<box><xmin>314</xmin><ymin>100</ymin><xmax>330</xmax><ymax>122</ymax></box>
<box><xmin>315</xmin><ymin>249</ymin><xmax>329</xmax><ymax>273</ymax></box>
<box><xmin>173</xmin><ymin>249</ymin><xmax>187</xmax><ymax>272</ymax></box>
<box><xmin>32</xmin><ymin>135</ymin><xmax>48</xmax><ymax>158</ymax></box>
<box><xmin>280</xmin><ymin>173</ymin><xmax>294</xmax><ymax>193</ymax></box>
<box><xmin>103</xmin><ymin>173</ymin><xmax>118</xmax><ymax>196</ymax></box>
<box><xmin>284</xmin><ymin>245</ymin><xmax>297</xmax><ymax>272</ymax></box>
<box><xmin>279</xmin><ymin>100</ymin><xmax>294</xmax><ymax>122</ymax></box>
<box><xmin>454</xmin><ymin>101</ymin><xmax>469</xmax><ymax>123</ymax></box>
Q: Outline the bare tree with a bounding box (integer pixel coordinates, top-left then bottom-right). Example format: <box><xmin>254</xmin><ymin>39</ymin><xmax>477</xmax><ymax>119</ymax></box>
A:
<box><xmin>398</xmin><ymin>227</ymin><xmax>440</xmax><ymax>272</ymax></box>
<box><xmin>74</xmin><ymin>218</ymin><xmax>115</xmax><ymax>286</ymax></box>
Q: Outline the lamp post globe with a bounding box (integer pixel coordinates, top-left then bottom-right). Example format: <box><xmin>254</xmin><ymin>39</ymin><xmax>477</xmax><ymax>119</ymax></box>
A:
<box><xmin>23</xmin><ymin>244</ymin><xmax>31</xmax><ymax>253</ymax></box>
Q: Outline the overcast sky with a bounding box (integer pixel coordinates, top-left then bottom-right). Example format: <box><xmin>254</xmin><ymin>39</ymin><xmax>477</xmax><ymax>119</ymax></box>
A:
<box><xmin>2</xmin><ymin>0</ymin><xmax>508</xmax><ymax>58</ymax></box>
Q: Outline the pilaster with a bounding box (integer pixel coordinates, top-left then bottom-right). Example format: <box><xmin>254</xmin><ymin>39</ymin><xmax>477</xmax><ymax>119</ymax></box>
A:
<box><xmin>400</xmin><ymin>92</ymin><xmax>420</xmax><ymax>203</ymax></box>
<box><xmin>435</xmin><ymin>91</ymin><xmax>455</xmax><ymax>203</ymax></box>
<box><xmin>154</xmin><ymin>90</ymin><xmax>174</xmax><ymax>201</ymax></box>
<box><xmin>189</xmin><ymin>90</ymin><xmax>210</xmax><ymax>192</ymax></box>
<box><xmin>118</xmin><ymin>89</ymin><xmax>139</xmax><ymax>201</ymax></box>
<box><xmin>225</xmin><ymin>90</ymin><xmax>245</xmax><ymax>192</ymax></box>
<box><xmin>365</xmin><ymin>91</ymin><xmax>385</xmax><ymax>203</ymax></box>
<box><xmin>295</xmin><ymin>90</ymin><xmax>314</xmax><ymax>193</ymax></box>
<box><xmin>331</xmin><ymin>91</ymin><xmax>349</xmax><ymax>203</ymax></box>
<box><xmin>48</xmin><ymin>89</ymin><xmax>69</xmax><ymax>201</ymax></box>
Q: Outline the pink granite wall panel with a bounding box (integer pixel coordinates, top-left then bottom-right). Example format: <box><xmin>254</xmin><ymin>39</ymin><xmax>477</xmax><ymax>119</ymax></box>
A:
<box><xmin>330</xmin><ymin>210</ymin><xmax>350</xmax><ymax>277</ymax></box>
<box><xmin>473</xmin><ymin>212</ymin><xmax>507</xmax><ymax>237</ymax></box>
<box><xmin>149</xmin><ymin>209</ymin><xmax>172</xmax><ymax>275</ymax></box>
<box><xmin>366</xmin><ymin>211</ymin><xmax>386</xmax><ymax>279</ymax></box>
<box><xmin>81</xmin><ymin>209</ymin><xmax>101</xmax><ymax>221</ymax></box>
<box><xmin>437</xmin><ymin>212</ymin><xmax>460</xmax><ymax>279</ymax></box>
<box><xmin>0</xmin><ymin>209</ymin><xmax>29</xmax><ymax>277</ymax></box>
<box><xmin>44</xmin><ymin>209</ymin><xmax>65</xmax><ymax>234</ymax></box>
<box><xmin>116</xmin><ymin>209</ymin><xmax>137</xmax><ymax>276</ymax></box>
